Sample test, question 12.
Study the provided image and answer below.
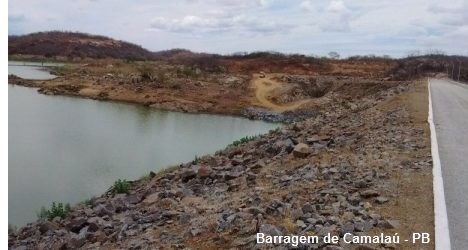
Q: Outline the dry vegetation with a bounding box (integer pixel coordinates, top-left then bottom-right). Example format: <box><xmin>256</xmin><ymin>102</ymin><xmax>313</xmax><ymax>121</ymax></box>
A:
<box><xmin>8</xmin><ymin>31</ymin><xmax>451</xmax><ymax>249</ymax></box>
<box><xmin>8</xmin><ymin>31</ymin><xmax>154</xmax><ymax>60</ymax></box>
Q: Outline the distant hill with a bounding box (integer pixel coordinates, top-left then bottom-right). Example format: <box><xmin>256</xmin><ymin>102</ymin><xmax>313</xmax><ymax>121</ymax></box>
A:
<box><xmin>152</xmin><ymin>49</ymin><xmax>203</xmax><ymax>61</ymax></box>
<box><xmin>8</xmin><ymin>31</ymin><xmax>154</xmax><ymax>60</ymax></box>
<box><xmin>9</xmin><ymin>31</ymin><xmax>467</xmax><ymax>81</ymax></box>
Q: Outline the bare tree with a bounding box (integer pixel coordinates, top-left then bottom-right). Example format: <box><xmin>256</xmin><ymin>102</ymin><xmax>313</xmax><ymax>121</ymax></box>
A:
<box><xmin>425</xmin><ymin>49</ymin><xmax>446</xmax><ymax>55</ymax></box>
<box><xmin>407</xmin><ymin>50</ymin><xmax>421</xmax><ymax>57</ymax></box>
<box><xmin>328</xmin><ymin>51</ymin><xmax>340</xmax><ymax>59</ymax></box>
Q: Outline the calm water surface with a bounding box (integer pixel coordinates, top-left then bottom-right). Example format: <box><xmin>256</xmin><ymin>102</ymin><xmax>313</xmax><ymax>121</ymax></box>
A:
<box><xmin>8</xmin><ymin>61</ymin><xmax>61</xmax><ymax>80</ymax></box>
<box><xmin>8</xmin><ymin>63</ymin><xmax>279</xmax><ymax>226</ymax></box>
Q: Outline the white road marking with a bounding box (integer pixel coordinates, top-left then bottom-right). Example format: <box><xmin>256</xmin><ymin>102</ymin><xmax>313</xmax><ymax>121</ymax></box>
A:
<box><xmin>428</xmin><ymin>79</ymin><xmax>451</xmax><ymax>250</ymax></box>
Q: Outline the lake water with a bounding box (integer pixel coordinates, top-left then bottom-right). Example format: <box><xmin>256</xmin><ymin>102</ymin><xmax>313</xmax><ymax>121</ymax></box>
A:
<box><xmin>8</xmin><ymin>61</ymin><xmax>62</xmax><ymax>80</ymax></box>
<box><xmin>8</xmin><ymin>63</ymin><xmax>279</xmax><ymax>226</ymax></box>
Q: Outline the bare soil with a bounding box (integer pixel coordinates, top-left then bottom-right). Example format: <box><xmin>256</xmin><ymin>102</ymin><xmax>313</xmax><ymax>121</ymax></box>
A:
<box><xmin>8</xmin><ymin>58</ymin><xmax>435</xmax><ymax>250</ymax></box>
<box><xmin>250</xmin><ymin>73</ymin><xmax>311</xmax><ymax>112</ymax></box>
<box><xmin>8</xmin><ymin>58</ymin><xmax>399</xmax><ymax>118</ymax></box>
<box><xmin>365</xmin><ymin>80</ymin><xmax>434</xmax><ymax>249</ymax></box>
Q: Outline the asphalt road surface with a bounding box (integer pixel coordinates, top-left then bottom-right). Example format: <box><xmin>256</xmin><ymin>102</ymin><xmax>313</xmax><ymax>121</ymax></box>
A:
<box><xmin>430</xmin><ymin>79</ymin><xmax>468</xmax><ymax>249</ymax></box>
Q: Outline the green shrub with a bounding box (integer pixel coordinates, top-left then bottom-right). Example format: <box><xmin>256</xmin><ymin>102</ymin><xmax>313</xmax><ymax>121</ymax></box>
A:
<box><xmin>230</xmin><ymin>135</ymin><xmax>257</xmax><ymax>146</ymax></box>
<box><xmin>113</xmin><ymin>179</ymin><xmax>130</xmax><ymax>194</ymax></box>
<box><xmin>37</xmin><ymin>202</ymin><xmax>71</xmax><ymax>221</ymax></box>
<box><xmin>48</xmin><ymin>202</ymin><xmax>70</xmax><ymax>220</ymax></box>
<box><xmin>82</xmin><ymin>197</ymin><xmax>95</xmax><ymax>206</ymax></box>
<box><xmin>192</xmin><ymin>155</ymin><xmax>200</xmax><ymax>164</ymax></box>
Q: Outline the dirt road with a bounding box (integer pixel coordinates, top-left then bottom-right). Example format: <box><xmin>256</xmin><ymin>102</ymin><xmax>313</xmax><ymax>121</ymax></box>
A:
<box><xmin>251</xmin><ymin>73</ymin><xmax>310</xmax><ymax>112</ymax></box>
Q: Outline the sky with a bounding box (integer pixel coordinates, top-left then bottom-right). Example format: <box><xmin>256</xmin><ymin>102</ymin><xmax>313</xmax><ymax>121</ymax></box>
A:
<box><xmin>8</xmin><ymin>0</ymin><xmax>468</xmax><ymax>57</ymax></box>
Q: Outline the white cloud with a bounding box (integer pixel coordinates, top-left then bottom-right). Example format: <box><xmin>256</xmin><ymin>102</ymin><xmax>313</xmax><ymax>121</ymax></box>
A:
<box><xmin>7</xmin><ymin>0</ymin><xmax>468</xmax><ymax>56</ymax></box>
<box><xmin>183</xmin><ymin>0</ymin><xmax>270</xmax><ymax>9</ymax></box>
<box><xmin>319</xmin><ymin>0</ymin><xmax>352</xmax><ymax>32</ymax></box>
<box><xmin>299</xmin><ymin>0</ymin><xmax>353</xmax><ymax>32</ymax></box>
<box><xmin>150</xmin><ymin>16</ymin><xmax>228</xmax><ymax>33</ymax></box>
<box><xmin>150</xmin><ymin>14</ymin><xmax>293</xmax><ymax>34</ymax></box>
<box><xmin>421</xmin><ymin>25</ymin><xmax>468</xmax><ymax>54</ymax></box>
<box><xmin>258</xmin><ymin>0</ymin><xmax>272</xmax><ymax>7</ymax></box>
<box><xmin>428</xmin><ymin>2</ymin><xmax>468</xmax><ymax>27</ymax></box>
<box><xmin>326</xmin><ymin>0</ymin><xmax>347</xmax><ymax>13</ymax></box>
<box><xmin>299</xmin><ymin>0</ymin><xmax>315</xmax><ymax>11</ymax></box>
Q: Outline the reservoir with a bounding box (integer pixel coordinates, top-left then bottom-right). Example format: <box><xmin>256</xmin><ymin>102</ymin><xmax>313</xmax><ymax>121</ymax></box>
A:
<box><xmin>8</xmin><ymin>62</ymin><xmax>279</xmax><ymax>226</ymax></box>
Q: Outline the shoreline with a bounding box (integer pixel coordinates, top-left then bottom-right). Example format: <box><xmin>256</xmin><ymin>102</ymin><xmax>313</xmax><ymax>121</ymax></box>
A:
<box><xmin>9</xmin><ymin>78</ymin><xmax>435</xmax><ymax>249</ymax></box>
<box><xmin>8</xmin><ymin>73</ymin><xmax>305</xmax><ymax>123</ymax></box>
<box><xmin>8</xmin><ymin>81</ymin><xmax>288</xmax><ymax>125</ymax></box>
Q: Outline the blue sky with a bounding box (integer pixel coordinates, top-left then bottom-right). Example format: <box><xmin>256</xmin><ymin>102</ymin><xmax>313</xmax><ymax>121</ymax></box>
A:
<box><xmin>8</xmin><ymin>0</ymin><xmax>468</xmax><ymax>57</ymax></box>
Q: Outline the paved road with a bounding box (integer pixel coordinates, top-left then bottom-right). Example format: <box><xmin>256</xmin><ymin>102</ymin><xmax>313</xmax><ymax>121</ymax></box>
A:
<box><xmin>430</xmin><ymin>79</ymin><xmax>468</xmax><ymax>249</ymax></box>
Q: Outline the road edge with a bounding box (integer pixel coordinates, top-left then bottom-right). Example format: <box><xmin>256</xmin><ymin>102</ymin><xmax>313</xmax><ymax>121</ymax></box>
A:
<box><xmin>428</xmin><ymin>79</ymin><xmax>451</xmax><ymax>249</ymax></box>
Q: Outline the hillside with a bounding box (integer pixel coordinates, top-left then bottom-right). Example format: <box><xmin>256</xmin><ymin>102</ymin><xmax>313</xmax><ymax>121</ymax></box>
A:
<box><xmin>8</xmin><ymin>77</ymin><xmax>434</xmax><ymax>249</ymax></box>
<box><xmin>8</xmin><ymin>31</ymin><xmax>154</xmax><ymax>60</ymax></box>
<box><xmin>7</xmin><ymin>31</ymin><xmax>444</xmax><ymax>249</ymax></box>
<box><xmin>9</xmin><ymin>32</ymin><xmax>468</xmax><ymax>82</ymax></box>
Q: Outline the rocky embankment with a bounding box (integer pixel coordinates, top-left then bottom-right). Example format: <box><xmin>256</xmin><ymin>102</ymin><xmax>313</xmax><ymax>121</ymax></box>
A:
<box><xmin>8</xmin><ymin>79</ymin><xmax>432</xmax><ymax>249</ymax></box>
<box><xmin>242</xmin><ymin>108</ymin><xmax>314</xmax><ymax>123</ymax></box>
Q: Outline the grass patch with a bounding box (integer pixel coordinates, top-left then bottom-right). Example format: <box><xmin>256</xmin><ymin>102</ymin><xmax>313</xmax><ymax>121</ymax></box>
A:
<box><xmin>192</xmin><ymin>155</ymin><xmax>201</xmax><ymax>164</ymax></box>
<box><xmin>113</xmin><ymin>179</ymin><xmax>130</xmax><ymax>194</ymax></box>
<box><xmin>230</xmin><ymin>135</ymin><xmax>258</xmax><ymax>146</ymax></box>
<box><xmin>156</xmin><ymin>164</ymin><xmax>180</xmax><ymax>176</ymax></box>
<box><xmin>279</xmin><ymin>216</ymin><xmax>296</xmax><ymax>233</ymax></box>
<box><xmin>79</xmin><ymin>196</ymin><xmax>96</xmax><ymax>207</ymax></box>
<box><xmin>37</xmin><ymin>202</ymin><xmax>71</xmax><ymax>221</ymax></box>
